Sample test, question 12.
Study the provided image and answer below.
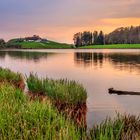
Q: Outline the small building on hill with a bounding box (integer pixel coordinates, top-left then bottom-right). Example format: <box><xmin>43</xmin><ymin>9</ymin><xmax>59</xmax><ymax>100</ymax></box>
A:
<box><xmin>25</xmin><ymin>35</ymin><xmax>41</xmax><ymax>42</ymax></box>
<box><xmin>24</xmin><ymin>35</ymin><xmax>48</xmax><ymax>43</ymax></box>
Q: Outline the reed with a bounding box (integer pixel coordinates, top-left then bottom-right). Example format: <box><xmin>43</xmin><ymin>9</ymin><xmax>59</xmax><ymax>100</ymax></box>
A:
<box><xmin>0</xmin><ymin>67</ymin><xmax>20</xmax><ymax>83</ymax></box>
<box><xmin>89</xmin><ymin>114</ymin><xmax>140</xmax><ymax>140</ymax></box>
<box><xmin>0</xmin><ymin>83</ymin><xmax>86</xmax><ymax>140</ymax></box>
<box><xmin>0</xmin><ymin>67</ymin><xmax>25</xmax><ymax>90</ymax></box>
<box><xmin>26</xmin><ymin>73</ymin><xmax>87</xmax><ymax>104</ymax></box>
<box><xmin>26</xmin><ymin>74</ymin><xmax>87</xmax><ymax>127</ymax></box>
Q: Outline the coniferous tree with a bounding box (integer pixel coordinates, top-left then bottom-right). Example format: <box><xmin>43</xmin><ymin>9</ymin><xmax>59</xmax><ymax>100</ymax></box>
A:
<box><xmin>97</xmin><ymin>31</ymin><xmax>104</xmax><ymax>45</ymax></box>
<box><xmin>93</xmin><ymin>31</ymin><xmax>98</xmax><ymax>45</ymax></box>
<box><xmin>0</xmin><ymin>39</ymin><xmax>6</xmax><ymax>48</ymax></box>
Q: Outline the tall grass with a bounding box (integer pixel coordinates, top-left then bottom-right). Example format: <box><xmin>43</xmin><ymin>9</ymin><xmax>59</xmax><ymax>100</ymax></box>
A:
<box><xmin>0</xmin><ymin>83</ymin><xmax>86</xmax><ymax>140</ymax></box>
<box><xmin>0</xmin><ymin>67</ymin><xmax>21</xmax><ymax>84</ymax></box>
<box><xmin>89</xmin><ymin>114</ymin><xmax>140</xmax><ymax>140</ymax></box>
<box><xmin>26</xmin><ymin>73</ymin><xmax>87</xmax><ymax>105</ymax></box>
<box><xmin>0</xmin><ymin>67</ymin><xmax>25</xmax><ymax>91</ymax></box>
<box><xmin>89</xmin><ymin>116</ymin><xmax>123</xmax><ymax>140</ymax></box>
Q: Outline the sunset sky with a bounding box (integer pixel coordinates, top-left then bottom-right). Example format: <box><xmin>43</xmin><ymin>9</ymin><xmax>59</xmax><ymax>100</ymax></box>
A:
<box><xmin>0</xmin><ymin>0</ymin><xmax>140</xmax><ymax>43</ymax></box>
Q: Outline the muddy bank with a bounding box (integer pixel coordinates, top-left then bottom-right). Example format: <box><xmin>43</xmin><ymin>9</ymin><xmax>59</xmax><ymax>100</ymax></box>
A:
<box><xmin>28</xmin><ymin>92</ymin><xmax>87</xmax><ymax>128</ymax></box>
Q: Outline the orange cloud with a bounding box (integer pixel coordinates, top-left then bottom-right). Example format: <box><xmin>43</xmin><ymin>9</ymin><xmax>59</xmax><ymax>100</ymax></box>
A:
<box><xmin>101</xmin><ymin>18</ymin><xmax>140</xmax><ymax>26</ymax></box>
<box><xmin>33</xmin><ymin>18</ymin><xmax>140</xmax><ymax>43</ymax></box>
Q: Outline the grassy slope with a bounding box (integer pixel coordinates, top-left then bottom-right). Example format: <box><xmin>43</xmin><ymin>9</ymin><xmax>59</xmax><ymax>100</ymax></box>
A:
<box><xmin>20</xmin><ymin>41</ymin><xmax>72</xmax><ymax>49</ymax></box>
<box><xmin>7</xmin><ymin>39</ymin><xmax>72</xmax><ymax>49</ymax></box>
<box><xmin>80</xmin><ymin>44</ymin><xmax>140</xmax><ymax>49</ymax></box>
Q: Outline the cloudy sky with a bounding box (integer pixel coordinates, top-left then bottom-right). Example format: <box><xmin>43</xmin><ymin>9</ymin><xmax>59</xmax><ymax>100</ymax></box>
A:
<box><xmin>0</xmin><ymin>0</ymin><xmax>140</xmax><ymax>43</ymax></box>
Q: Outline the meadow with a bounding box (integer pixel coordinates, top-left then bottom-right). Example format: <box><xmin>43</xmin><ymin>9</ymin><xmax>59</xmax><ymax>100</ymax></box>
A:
<box><xmin>80</xmin><ymin>44</ymin><xmax>140</xmax><ymax>49</ymax></box>
<box><xmin>6</xmin><ymin>39</ymin><xmax>72</xmax><ymax>49</ymax></box>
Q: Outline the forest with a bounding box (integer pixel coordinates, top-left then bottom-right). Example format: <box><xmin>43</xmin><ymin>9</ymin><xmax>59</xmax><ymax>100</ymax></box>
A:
<box><xmin>0</xmin><ymin>39</ymin><xmax>6</xmax><ymax>48</ymax></box>
<box><xmin>73</xmin><ymin>26</ymin><xmax>140</xmax><ymax>47</ymax></box>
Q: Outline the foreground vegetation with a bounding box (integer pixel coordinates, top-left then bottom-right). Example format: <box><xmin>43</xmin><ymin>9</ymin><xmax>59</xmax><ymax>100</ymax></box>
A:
<box><xmin>27</xmin><ymin>74</ymin><xmax>87</xmax><ymax>104</ymax></box>
<box><xmin>0</xmin><ymin>67</ymin><xmax>140</xmax><ymax>139</ymax></box>
<box><xmin>0</xmin><ymin>83</ymin><xmax>84</xmax><ymax>140</ymax></box>
<box><xmin>27</xmin><ymin>74</ymin><xmax>87</xmax><ymax>127</ymax></box>
<box><xmin>89</xmin><ymin>114</ymin><xmax>140</xmax><ymax>140</ymax></box>
<box><xmin>80</xmin><ymin>44</ymin><xmax>140</xmax><ymax>49</ymax></box>
<box><xmin>0</xmin><ymin>67</ymin><xmax>25</xmax><ymax>90</ymax></box>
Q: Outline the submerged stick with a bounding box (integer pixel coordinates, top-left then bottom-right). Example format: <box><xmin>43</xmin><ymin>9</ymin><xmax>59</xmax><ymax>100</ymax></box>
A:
<box><xmin>108</xmin><ymin>88</ymin><xmax>140</xmax><ymax>95</ymax></box>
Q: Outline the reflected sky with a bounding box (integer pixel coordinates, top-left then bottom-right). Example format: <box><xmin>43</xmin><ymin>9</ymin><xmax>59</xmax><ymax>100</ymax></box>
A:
<box><xmin>0</xmin><ymin>49</ymin><xmax>140</xmax><ymax>128</ymax></box>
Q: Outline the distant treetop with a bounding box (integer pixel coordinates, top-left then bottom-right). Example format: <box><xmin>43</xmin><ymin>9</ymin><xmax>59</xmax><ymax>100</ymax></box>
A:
<box><xmin>73</xmin><ymin>25</ymin><xmax>140</xmax><ymax>47</ymax></box>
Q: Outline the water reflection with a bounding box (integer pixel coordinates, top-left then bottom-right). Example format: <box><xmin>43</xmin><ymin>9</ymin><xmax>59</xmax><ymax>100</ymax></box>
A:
<box><xmin>108</xmin><ymin>53</ymin><xmax>140</xmax><ymax>73</ymax></box>
<box><xmin>74</xmin><ymin>52</ymin><xmax>140</xmax><ymax>73</ymax></box>
<box><xmin>74</xmin><ymin>52</ymin><xmax>104</xmax><ymax>68</ymax></box>
<box><xmin>0</xmin><ymin>51</ymin><xmax>55</xmax><ymax>63</ymax></box>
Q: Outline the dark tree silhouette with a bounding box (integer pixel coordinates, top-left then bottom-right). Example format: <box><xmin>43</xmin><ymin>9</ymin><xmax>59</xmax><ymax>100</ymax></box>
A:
<box><xmin>97</xmin><ymin>31</ymin><xmax>105</xmax><ymax>45</ymax></box>
<box><xmin>73</xmin><ymin>30</ymin><xmax>105</xmax><ymax>47</ymax></box>
<box><xmin>105</xmin><ymin>26</ymin><xmax>140</xmax><ymax>44</ymax></box>
<box><xmin>93</xmin><ymin>31</ymin><xmax>98</xmax><ymax>45</ymax></box>
<box><xmin>0</xmin><ymin>39</ymin><xmax>6</xmax><ymax>48</ymax></box>
<box><xmin>74</xmin><ymin>25</ymin><xmax>140</xmax><ymax>47</ymax></box>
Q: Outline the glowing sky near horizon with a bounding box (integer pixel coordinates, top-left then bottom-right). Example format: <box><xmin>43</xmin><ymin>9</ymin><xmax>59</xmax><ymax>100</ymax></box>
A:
<box><xmin>0</xmin><ymin>0</ymin><xmax>140</xmax><ymax>43</ymax></box>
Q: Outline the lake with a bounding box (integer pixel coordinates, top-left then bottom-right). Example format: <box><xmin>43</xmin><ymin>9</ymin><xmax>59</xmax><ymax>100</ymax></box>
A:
<box><xmin>0</xmin><ymin>49</ymin><xmax>140</xmax><ymax>128</ymax></box>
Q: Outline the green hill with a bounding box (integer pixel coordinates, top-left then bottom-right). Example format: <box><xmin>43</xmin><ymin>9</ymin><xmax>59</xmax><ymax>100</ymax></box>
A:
<box><xmin>6</xmin><ymin>38</ymin><xmax>72</xmax><ymax>49</ymax></box>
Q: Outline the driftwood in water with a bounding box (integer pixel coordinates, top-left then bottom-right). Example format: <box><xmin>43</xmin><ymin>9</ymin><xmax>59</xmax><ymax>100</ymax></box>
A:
<box><xmin>109</xmin><ymin>88</ymin><xmax>140</xmax><ymax>95</ymax></box>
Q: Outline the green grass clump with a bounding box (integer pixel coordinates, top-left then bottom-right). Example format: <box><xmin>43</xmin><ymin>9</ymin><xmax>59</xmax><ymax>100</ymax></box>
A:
<box><xmin>0</xmin><ymin>83</ymin><xmax>85</xmax><ymax>140</ymax></box>
<box><xmin>89</xmin><ymin>114</ymin><xmax>140</xmax><ymax>140</ymax></box>
<box><xmin>80</xmin><ymin>44</ymin><xmax>140</xmax><ymax>49</ymax></box>
<box><xmin>27</xmin><ymin>74</ymin><xmax>87</xmax><ymax>105</ymax></box>
<box><xmin>89</xmin><ymin>116</ymin><xmax>123</xmax><ymax>140</ymax></box>
<box><xmin>0</xmin><ymin>67</ymin><xmax>21</xmax><ymax>85</ymax></box>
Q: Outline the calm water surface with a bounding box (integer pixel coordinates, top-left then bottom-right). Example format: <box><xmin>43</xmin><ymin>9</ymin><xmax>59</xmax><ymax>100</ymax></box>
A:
<box><xmin>0</xmin><ymin>49</ymin><xmax>140</xmax><ymax>128</ymax></box>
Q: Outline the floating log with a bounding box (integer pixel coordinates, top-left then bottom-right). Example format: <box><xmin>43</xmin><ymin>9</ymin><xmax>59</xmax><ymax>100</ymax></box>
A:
<box><xmin>108</xmin><ymin>88</ymin><xmax>140</xmax><ymax>95</ymax></box>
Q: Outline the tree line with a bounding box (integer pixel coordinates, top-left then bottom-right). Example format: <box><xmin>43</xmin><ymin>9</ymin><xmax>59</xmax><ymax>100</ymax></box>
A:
<box><xmin>106</xmin><ymin>26</ymin><xmax>140</xmax><ymax>44</ymax></box>
<box><xmin>0</xmin><ymin>39</ymin><xmax>6</xmax><ymax>48</ymax></box>
<box><xmin>73</xmin><ymin>31</ymin><xmax>105</xmax><ymax>47</ymax></box>
<box><xmin>73</xmin><ymin>26</ymin><xmax>140</xmax><ymax>47</ymax></box>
